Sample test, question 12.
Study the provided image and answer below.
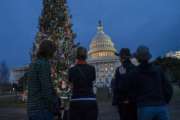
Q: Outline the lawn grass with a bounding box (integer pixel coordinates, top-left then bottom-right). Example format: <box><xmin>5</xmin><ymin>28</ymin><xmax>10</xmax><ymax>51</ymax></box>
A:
<box><xmin>0</xmin><ymin>96</ymin><xmax>26</xmax><ymax>108</ymax></box>
<box><xmin>0</xmin><ymin>85</ymin><xmax>179</xmax><ymax>109</ymax></box>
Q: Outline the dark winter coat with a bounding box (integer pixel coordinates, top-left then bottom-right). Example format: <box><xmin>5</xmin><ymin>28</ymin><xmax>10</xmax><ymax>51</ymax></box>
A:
<box><xmin>68</xmin><ymin>64</ymin><xmax>96</xmax><ymax>99</ymax></box>
<box><xmin>111</xmin><ymin>60</ymin><xmax>136</xmax><ymax>105</ymax></box>
<box><xmin>27</xmin><ymin>58</ymin><xmax>57</xmax><ymax>115</ymax></box>
<box><xmin>120</xmin><ymin>62</ymin><xmax>173</xmax><ymax>107</ymax></box>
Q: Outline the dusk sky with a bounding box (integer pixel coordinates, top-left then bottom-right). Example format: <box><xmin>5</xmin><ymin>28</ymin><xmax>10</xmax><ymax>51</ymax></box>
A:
<box><xmin>0</xmin><ymin>0</ymin><xmax>180</xmax><ymax>68</ymax></box>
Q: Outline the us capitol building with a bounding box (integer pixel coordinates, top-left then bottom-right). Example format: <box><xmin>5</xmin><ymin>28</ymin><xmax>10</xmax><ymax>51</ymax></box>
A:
<box><xmin>87</xmin><ymin>21</ymin><xmax>120</xmax><ymax>88</ymax></box>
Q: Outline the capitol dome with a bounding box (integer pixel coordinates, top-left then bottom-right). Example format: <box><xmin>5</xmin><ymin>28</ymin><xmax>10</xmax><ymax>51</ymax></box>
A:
<box><xmin>87</xmin><ymin>21</ymin><xmax>120</xmax><ymax>88</ymax></box>
<box><xmin>88</xmin><ymin>21</ymin><xmax>117</xmax><ymax>59</ymax></box>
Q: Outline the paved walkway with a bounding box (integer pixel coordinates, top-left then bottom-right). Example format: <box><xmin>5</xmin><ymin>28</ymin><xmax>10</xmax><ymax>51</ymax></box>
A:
<box><xmin>0</xmin><ymin>102</ymin><xmax>119</xmax><ymax>120</ymax></box>
<box><xmin>0</xmin><ymin>107</ymin><xmax>27</xmax><ymax>120</ymax></box>
<box><xmin>0</xmin><ymin>101</ymin><xmax>180</xmax><ymax>120</ymax></box>
<box><xmin>0</xmin><ymin>86</ymin><xmax>179</xmax><ymax>120</ymax></box>
<box><xmin>98</xmin><ymin>102</ymin><xmax>119</xmax><ymax>120</ymax></box>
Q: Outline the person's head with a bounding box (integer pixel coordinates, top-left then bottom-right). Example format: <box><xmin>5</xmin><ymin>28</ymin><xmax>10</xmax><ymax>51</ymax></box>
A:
<box><xmin>37</xmin><ymin>40</ymin><xmax>57</xmax><ymax>59</ymax></box>
<box><xmin>76</xmin><ymin>46</ymin><xmax>87</xmax><ymax>61</ymax></box>
<box><xmin>116</xmin><ymin>48</ymin><xmax>131</xmax><ymax>63</ymax></box>
<box><xmin>135</xmin><ymin>45</ymin><xmax>152</xmax><ymax>63</ymax></box>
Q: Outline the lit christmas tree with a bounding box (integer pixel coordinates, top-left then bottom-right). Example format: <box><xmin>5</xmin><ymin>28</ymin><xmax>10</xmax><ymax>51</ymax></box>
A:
<box><xmin>31</xmin><ymin>0</ymin><xmax>76</xmax><ymax>111</ymax></box>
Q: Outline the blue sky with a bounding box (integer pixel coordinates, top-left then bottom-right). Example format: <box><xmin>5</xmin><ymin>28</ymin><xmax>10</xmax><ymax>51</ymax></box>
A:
<box><xmin>0</xmin><ymin>0</ymin><xmax>180</xmax><ymax>68</ymax></box>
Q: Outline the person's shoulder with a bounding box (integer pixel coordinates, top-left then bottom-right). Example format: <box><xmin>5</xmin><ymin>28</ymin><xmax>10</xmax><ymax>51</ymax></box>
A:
<box><xmin>82</xmin><ymin>64</ymin><xmax>95</xmax><ymax>72</ymax></box>
<box><xmin>115</xmin><ymin>66</ymin><xmax>121</xmax><ymax>70</ymax></box>
<box><xmin>86</xmin><ymin>64</ymin><xmax>95</xmax><ymax>69</ymax></box>
<box><xmin>34</xmin><ymin>59</ymin><xmax>48</xmax><ymax>65</ymax></box>
<box><xmin>130</xmin><ymin>65</ymin><xmax>139</xmax><ymax>74</ymax></box>
<box><xmin>128</xmin><ymin>62</ymin><xmax>137</xmax><ymax>70</ymax></box>
<box><xmin>69</xmin><ymin>65</ymin><xmax>76</xmax><ymax>72</ymax></box>
<box><xmin>70</xmin><ymin>64</ymin><xmax>95</xmax><ymax>70</ymax></box>
<box><xmin>114</xmin><ymin>66</ymin><xmax>121</xmax><ymax>73</ymax></box>
<box><xmin>151</xmin><ymin>63</ymin><xmax>162</xmax><ymax>72</ymax></box>
<box><xmin>33</xmin><ymin>59</ymin><xmax>50</xmax><ymax>69</ymax></box>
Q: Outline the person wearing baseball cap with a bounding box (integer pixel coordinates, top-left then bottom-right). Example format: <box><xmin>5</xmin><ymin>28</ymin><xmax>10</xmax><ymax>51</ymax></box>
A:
<box><xmin>112</xmin><ymin>48</ymin><xmax>137</xmax><ymax>120</ymax></box>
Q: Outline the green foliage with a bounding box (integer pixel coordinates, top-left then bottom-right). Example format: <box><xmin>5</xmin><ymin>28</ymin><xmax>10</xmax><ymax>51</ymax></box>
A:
<box><xmin>0</xmin><ymin>96</ymin><xmax>26</xmax><ymax>108</ymax></box>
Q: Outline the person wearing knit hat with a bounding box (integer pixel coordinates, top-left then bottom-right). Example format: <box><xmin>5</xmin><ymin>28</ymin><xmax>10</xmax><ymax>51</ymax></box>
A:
<box><xmin>112</xmin><ymin>48</ymin><xmax>137</xmax><ymax>120</ymax></box>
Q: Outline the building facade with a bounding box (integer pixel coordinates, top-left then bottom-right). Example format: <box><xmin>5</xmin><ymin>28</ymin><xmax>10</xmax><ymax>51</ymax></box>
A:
<box><xmin>87</xmin><ymin>21</ymin><xmax>120</xmax><ymax>88</ymax></box>
<box><xmin>10</xmin><ymin>65</ymin><xmax>29</xmax><ymax>84</ymax></box>
<box><xmin>166</xmin><ymin>51</ymin><xmax>180</xmax><ymax>59</ymax></box>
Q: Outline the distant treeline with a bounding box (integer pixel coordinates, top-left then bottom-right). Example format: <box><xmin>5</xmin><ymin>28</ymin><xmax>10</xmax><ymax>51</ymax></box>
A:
<box><xmin>154</xmin><ymin>57</ymin><xmax>180</xmax><ymax>83</ymax></box>
<box><xmin>0</xmin><ymin>61</ymin><xmax>10</xmax><ymax>84</ymax></box>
